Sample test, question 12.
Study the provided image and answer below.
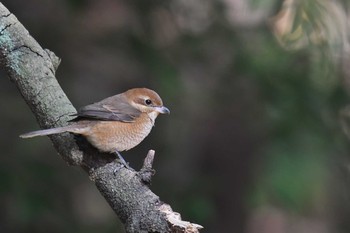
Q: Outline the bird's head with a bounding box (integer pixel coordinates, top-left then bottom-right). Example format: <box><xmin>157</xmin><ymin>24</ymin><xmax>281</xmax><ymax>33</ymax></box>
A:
<box><xmin>124</xmin><ymin>88</ymin><xmax>170</xmax><ymax>118</ymax></box>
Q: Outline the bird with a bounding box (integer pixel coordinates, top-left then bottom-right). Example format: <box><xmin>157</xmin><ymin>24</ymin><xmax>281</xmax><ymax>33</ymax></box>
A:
<box><xmin>20</xmin><ymin>88</ymin><xmax>170</xmax><ymax>168</ymax></box>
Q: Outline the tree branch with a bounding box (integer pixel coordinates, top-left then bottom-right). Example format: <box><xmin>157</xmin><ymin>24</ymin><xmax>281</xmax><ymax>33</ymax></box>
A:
<box><xmin>0</xmin><ymin>3</ymin><xmax>202</xmax><ymax>233</ymax></box>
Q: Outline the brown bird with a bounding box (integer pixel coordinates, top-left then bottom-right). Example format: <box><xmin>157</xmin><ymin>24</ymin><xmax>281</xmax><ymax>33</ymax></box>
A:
<box><xmin>20</xmin><ymin>88</ymin><xmax>170</xmax><ymax>167</ymax></box>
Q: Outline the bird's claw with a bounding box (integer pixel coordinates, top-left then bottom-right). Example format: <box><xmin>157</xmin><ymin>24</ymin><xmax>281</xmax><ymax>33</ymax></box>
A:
<box><xmin>113</xmin><ymin>163</ymin><xmax>124</xmax><ymax>175</ymax></box>
<box><xmin>113</xmin><ymin>151</ymin><xmax>134</xmax><ymax>175</ymax></box>
<box><xmin>118</xmin><ymin>159</ymin><xmax>132</xmax><ymax>170</ymax></box>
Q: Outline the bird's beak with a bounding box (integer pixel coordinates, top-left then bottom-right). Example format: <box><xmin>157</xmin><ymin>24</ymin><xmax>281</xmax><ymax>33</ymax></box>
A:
<box><xmin>155</xmin><ymin>106</ymin><xmax>170</xmax><ymax>114</ymax></box>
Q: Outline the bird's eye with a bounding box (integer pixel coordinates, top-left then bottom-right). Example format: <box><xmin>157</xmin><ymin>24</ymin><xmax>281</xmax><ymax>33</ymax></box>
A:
<box><xmin>145</xmin><ymin>99</ymin><xmax>152</xmax><ymax>105</ymax></box>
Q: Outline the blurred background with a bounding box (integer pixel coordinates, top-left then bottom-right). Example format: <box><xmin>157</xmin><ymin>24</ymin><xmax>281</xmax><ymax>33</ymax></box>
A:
<box><xmin>1</xmin><ymin>0</ymin><xmax>350</xmax><ymax>232</ymax></box>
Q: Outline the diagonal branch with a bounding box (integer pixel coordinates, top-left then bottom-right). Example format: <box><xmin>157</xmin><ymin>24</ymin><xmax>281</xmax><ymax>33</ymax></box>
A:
<box><xmin>0</xmin><ymin>3</ymin><xmax>202</xmax><ymax>233</ymax></box>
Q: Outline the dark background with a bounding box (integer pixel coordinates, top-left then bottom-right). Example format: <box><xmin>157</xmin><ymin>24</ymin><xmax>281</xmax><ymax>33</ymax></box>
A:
<box><xmin>1</xmin><ymin>0</ymin><xmax>350</xmax><ymax>232</ymax></box>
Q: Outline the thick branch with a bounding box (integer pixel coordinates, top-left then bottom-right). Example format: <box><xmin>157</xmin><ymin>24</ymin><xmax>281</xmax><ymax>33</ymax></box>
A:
<box><xmin>0</xmin><ymin>3</ymin><xmax>202</xmax><ymax>233</ymax></box>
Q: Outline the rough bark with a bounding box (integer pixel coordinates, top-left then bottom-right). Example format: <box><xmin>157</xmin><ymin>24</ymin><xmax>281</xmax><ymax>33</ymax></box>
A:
<box><xmin>0</xmin><ymin>3</ymin><xmax>202</xmax><ymax>233</ymax></box>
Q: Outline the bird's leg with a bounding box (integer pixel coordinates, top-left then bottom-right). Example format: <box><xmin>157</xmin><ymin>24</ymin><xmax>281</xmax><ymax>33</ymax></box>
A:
<box><xmin>115</xmin><ymin>150</ymin><xmax>132</xmax><ymax>170</ymax></box>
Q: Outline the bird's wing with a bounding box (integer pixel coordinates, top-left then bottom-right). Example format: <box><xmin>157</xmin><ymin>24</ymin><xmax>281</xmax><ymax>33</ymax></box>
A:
<box><xmin>72</xmin><ymin>94</ymin><xmax>141</xmax><ymax>122</ymax></box>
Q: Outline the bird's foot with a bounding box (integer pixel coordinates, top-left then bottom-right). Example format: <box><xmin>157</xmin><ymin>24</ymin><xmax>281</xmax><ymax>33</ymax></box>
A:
<box><xmin>113</xmin><ymin>163</ymin><xmax>125</xmax><ymax>175</ymax></box>
<box><xmin>113</xmin><ymin>151</ymin><xmax>134</xmax><ymax>174</ymax></box>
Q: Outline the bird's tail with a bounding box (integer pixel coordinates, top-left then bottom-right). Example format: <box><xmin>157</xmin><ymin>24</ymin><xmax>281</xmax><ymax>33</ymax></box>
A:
<box><xmin>20</xmin><ymin>126</ymin><xmax>74</xmax><ymax>138</ymax></box>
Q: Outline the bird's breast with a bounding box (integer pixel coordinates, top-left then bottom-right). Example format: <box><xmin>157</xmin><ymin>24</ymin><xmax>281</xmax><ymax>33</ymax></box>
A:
<box><xmin>84</xmin><ymin>113</ymin><xmax>154</xmax><ymax>153</ymax></box>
